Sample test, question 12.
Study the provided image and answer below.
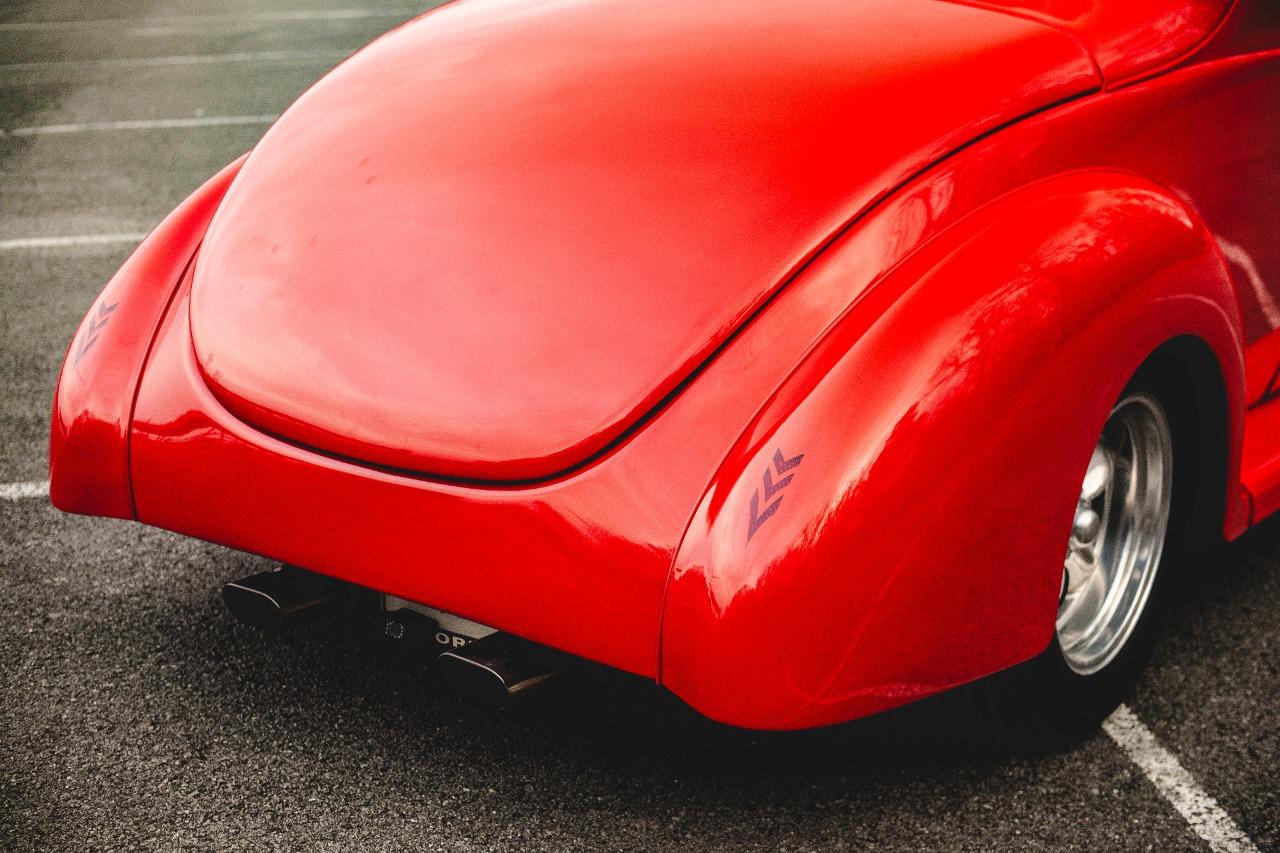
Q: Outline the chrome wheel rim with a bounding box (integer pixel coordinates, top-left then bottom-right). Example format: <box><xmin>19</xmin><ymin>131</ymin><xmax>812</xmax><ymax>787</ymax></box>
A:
<box><xmin>1057</xmin><ymin>392</ymin><xmax>1172</xmax><ymax>675</ymax></box>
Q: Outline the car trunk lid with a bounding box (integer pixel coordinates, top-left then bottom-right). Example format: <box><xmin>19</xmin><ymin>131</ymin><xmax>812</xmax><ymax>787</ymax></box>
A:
<box><xmin>190</xmin><ymin>0</ymin><xmax>1097</xmax><ymax>482</ymax></box>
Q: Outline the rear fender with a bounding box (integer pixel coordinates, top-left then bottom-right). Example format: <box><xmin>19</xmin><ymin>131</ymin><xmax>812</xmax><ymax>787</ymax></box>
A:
<box><xmin>659</xmin><ymin>170</ymin><xmax>1244</xmax><ymax>729</ymax></box>
<box><xmin>49</xmin><ymin>156</ymin><xmax>246</xmax><ymax>518</ymax></box>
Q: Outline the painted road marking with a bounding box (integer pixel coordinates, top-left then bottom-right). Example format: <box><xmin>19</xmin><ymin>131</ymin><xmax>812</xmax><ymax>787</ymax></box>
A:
<box><xmin>1104</xmin><ymin>704</ymin><xmax>1259</xmax><ymax>853</ymax></box>
<box><xmin>0</xmin><ymin>234</ymin><xmax>148</xmax><ymax>251</ymax></box>
<box><xmin>0</xmin><ymin>481</ymin><xmax>49</xmax><ymax>501</ymax></box>
<box><xmin>6</xmin><ymin>114</ymin><xmax>277</xmax><ymax>137</ymax></box>
<box><xmin>1</xmin><ymin>49</ymin><xmax>350</xmax><ymax>72</ymax></box>
<box><xmin>0</xmin><ymin>9</ymin><xmax>424</xmax><ymax>32</ymax></box>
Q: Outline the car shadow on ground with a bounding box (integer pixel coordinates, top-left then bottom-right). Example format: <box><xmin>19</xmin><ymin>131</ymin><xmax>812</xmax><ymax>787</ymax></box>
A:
<box><xmin>106</xmin><ymin>505</ymin><xmax>1280</xmax><ymax>791</ymax></box>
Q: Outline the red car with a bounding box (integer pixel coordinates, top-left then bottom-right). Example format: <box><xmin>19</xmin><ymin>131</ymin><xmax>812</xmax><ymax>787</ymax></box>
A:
<box><xmin>50</xmin><ymin>0</ymin><xmax>1280</xmax><ymax>742</ymax></box>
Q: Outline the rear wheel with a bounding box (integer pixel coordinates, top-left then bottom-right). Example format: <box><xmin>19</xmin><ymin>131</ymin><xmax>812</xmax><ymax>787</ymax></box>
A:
<box><xmin>969</xmin><ymin>369</ymin><xmax>1201</xmax><ymax>750</ymax></box>
<box><xmin>1057</xmin><ymin>391</ymin><xmax>1172</xmax><ymax>676</ymax></box>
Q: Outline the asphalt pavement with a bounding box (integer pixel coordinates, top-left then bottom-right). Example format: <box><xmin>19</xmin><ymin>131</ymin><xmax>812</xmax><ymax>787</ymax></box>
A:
<box><xmin>1</xmin><ymin>1</ymin><xmax>1276</xmax><ymax>850</ymax></box>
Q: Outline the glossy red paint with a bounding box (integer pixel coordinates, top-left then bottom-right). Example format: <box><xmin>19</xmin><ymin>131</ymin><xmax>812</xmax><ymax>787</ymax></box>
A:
<box><xmin>49</xmin><ymin>157</ymin><xmax>245</xmax><ymax>519</ymax></box>
<box><xmin>1197</xmin><ymin>0</ymin><xmax>1280</xmax><ymax>63</ymax></box>
<box><xmin>50</xmin><ymin>0</ymin><xmax>1280</xmax><ymax>728</ymax></box>
<box><xmin>190</xmin><ymin>0</ymin><xmax>1097</xmax><ymax>482</ymax></box>
<box><xmin>1244</xmin><ymin>401</ymin><xmax>1280</xmax><ymax>519</ymax></box>
<box><xmin>956</xmin><ymin>0</ymin><xmax>1234</xmax><ymax>85</ymax></box>
<box><xmin>661</xmin><ymin>172</ymin><xmax>1242</xmax><ymax>728</ymax></box>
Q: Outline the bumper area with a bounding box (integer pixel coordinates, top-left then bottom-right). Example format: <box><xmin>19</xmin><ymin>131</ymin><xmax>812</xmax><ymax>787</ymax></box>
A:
<box><xmin>127</xmin><ymin>287</ymin><xmax>697</xmax><ymax>678</ymax></box>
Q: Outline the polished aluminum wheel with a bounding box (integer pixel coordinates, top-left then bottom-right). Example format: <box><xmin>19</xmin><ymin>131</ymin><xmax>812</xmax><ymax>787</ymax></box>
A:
<box><xmin>1057</xmin><ymin>392</ymin><xmax>1172</xmax><ymax>675</ymax></box>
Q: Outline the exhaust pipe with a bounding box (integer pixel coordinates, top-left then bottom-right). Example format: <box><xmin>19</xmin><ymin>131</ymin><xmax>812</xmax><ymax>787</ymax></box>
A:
<box><xmin>224</xmin><ymin>574</ymin><xmax>565</xmax><ymax>702</ymax></box>
<box><xmin>438</xmin><ymin>632</ymin><xmax>568</xmax><ymax>705</ymax></box>
<box><xmin>222</xmin><ymin>566</ymin><xmax>352</xmax><ymax>632</ymax></box>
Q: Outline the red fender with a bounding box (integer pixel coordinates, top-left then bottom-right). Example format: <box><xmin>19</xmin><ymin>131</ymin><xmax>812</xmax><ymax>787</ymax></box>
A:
<box><xmin>49</xmin><ymin>156</ymin><xmax>246</xmax><ymax>518</ymax></box>
<box><xmin>659</xmin><ymin>170</ymin><xmax>1246</xmax><ymax>730</ymax></box>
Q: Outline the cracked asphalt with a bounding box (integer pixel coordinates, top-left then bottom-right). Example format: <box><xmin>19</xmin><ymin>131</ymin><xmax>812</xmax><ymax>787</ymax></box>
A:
<box><xmin>1</xmin><ymin>1</ymin><xmax>1276</xmax><ymax>850</ymax></box>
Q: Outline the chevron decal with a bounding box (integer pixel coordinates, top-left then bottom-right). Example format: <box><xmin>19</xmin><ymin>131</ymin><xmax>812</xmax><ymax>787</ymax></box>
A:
<box><xmin>73</xmin><ymin>300</ymin><xmax>118</xmax><ymax>367</ymax></box>
<box><xmin>747</xmin><ymin>448</ymin><xmax>805</xmax><ymax>542</ymax></box>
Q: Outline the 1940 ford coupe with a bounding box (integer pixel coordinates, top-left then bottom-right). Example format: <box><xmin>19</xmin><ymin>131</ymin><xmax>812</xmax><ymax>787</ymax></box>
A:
<box><xmin>51</xmin><ymin>0</ymin><xmax>1280</xmax><ymax>743</ymax></box>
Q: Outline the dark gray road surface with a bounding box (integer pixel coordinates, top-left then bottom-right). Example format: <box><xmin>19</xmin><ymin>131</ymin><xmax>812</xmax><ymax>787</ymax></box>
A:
<box><xmin>1</xmin><ymin>2</ymin><xmax>1276</xmax><ymax>849</ymax></box>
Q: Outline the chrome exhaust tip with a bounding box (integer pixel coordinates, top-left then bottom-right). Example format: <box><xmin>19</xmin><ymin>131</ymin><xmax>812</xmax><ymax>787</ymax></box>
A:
<box><xmin>222</xmin><ymin>566</ymin><xmax>352</xmax><ymax>633</ymax></box>
<box><xmin>437</xmin><ymin>632</ymin><xmax>568</xmax><ymax>705</ymax></box>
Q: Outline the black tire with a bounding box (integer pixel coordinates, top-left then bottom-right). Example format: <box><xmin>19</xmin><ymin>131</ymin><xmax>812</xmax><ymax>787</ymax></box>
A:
<box><xmin>962</xmin><ymin>358</ymin><xmax>1216</xmax><ymax>752</ymax></box>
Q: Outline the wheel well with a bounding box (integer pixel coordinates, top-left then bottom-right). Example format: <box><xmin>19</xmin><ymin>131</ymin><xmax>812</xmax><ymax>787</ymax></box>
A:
<box><xmin>1129</xmin><ymin>336</ymin><xmax>1230</xmax><ymax>550</ymax></box>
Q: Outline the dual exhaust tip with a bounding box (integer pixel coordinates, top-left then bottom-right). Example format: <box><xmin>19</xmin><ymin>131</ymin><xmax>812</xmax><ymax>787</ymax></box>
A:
<box><xmin>222</xmin><ymin>567</ymin><xmax>566</xmax><ymax>704</ymax></box>
<box><xmin>222</xmin><ymin>566</ymin><xmax>350</xmax><ymax>633</ymax></box>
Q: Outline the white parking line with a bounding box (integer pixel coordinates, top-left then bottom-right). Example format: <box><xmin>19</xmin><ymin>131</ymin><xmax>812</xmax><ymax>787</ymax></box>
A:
<box><xmin>6</xmin><ymin>115</ymin><xmax>277</xmax><ymax>137</ymax></box>
<box><xmin>1</xmin><ymin>49</ymin><xmax>351</xmax><ymax>72</ymax></box>
<box><xmin>0</xmin><ymin>481</ymin><xmax>49</xmax><ymax>501</ymax></box>
<box><xmin>0</xmin><ymin>9</ymin><xmax>424</xmax><ymax>32</ymax></box>
<box><xmin>0</xmin><ymin>233</ymin><xmax>148</xmax><ymax>251</ymax></box>
<box><xmin>1104</xmin><ymin>704</ymin><xmax>1259</xmax><ymax>852</ymax></box>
